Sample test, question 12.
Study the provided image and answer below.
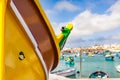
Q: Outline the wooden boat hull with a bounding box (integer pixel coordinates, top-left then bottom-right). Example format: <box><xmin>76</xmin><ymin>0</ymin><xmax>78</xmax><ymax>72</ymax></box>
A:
<box><xmin>1</xmin><ymin>0</ymin><xmax>73</xmax><ymax>80</ymax></box>
<box><xmin>4</xmin><ymin>0</ymin><xmax>60</xmax><ymax>80</ymax></box>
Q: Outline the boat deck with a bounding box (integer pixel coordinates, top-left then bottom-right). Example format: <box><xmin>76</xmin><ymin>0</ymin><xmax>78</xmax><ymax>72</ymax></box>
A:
<box><xmin>49</xmin><ymin>74</ymin><xmax>120</xmax><ymax>80</ymax></box>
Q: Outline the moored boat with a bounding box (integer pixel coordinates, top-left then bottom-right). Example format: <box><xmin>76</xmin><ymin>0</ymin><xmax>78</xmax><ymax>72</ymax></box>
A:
<box><xmin>105</xmin><ymin>55</ymin><xmax>114</xmax><ymax>61</ymax></box>
<box><xmin>65</xmin><ymin>56</ymin><xmax>74</xmax><ymax>65</ymax></box>
<box><xmin>115</xmin><ymin>65</ymin><xmax>120</xmax><ymax>72</ymax></box>
<box><xmin>104</xmin><ymin>50</ymin><xmax>114</xmax><ymax>61</ymax></box>
<box><xmin>89</xmin><ymin>71</ymin><xmax>109</xmax><ymax>78</ymax></box>
<box><xmin>50</xmin><ymin>68</ymin><xmax>76</xmax><ymax>77</ymax></box>
<box><xmin>88</xmin><ymin>52</ymin><xmax>95</xmax><ymax>57</ymax></box>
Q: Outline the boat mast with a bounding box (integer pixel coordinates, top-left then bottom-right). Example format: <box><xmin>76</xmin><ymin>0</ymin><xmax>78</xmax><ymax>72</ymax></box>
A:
<box><xmin>80</xmin><ymin>49</ymin><xmax>82</xmax><ymax>78</ymax></box>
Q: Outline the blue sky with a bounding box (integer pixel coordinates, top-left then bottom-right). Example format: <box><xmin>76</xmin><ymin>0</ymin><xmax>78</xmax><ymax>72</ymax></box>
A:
<box><xmin>39</xmin><ymin>0</ymin><xmax>120</xmax><ymax>48</ymax></box>
<box><xmin>40</xmin><ymin>0</ymin><xmax>116</xmax><ymax>23</ymax></box>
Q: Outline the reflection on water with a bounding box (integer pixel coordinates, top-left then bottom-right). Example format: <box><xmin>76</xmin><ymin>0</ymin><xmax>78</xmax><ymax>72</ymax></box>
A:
<box><xmin>52</xmin><ymin>53</ymin><xmax>120</xmax><ymax>79</ymax></box>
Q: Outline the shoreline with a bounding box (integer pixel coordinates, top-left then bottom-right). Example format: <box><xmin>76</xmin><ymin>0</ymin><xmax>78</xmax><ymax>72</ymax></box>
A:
<box><xmin>49</xmin><ymin>74</ymin><xmax>120</xmax><ymax>80</ymax></box>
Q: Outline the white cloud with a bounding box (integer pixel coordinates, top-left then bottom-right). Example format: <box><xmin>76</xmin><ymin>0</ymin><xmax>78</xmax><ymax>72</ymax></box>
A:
<box><xmin>70</xmin><ymin>0</ymin><xmax>120</xmax><ymax>38</ymax></box>
<box><xmin>54</xmin><ymin>1</ymin><xmax>79</xmax><ymax>11</ymax></box>
<box><xmin>44</xmin><ymin>1</ymin><xmax>80</xmax><ymax>16</ymax></box>
<box><xmin>51</xmin><ymin>22</ymin><xmax>61</xmax><ymax>35</ymax></box>
<box><xmin>45</xmin><ymin>9</ymin><xmax>55</xmax><ymax>15</ymax></box>
<box><xmin>107</xmin><ymin>0</ymin><xmax>120</xmax><ymax>14</ymax></box>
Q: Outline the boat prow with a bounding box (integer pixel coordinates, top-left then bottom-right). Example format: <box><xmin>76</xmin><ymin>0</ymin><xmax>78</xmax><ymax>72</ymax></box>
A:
<box><xmin>2</xmin><ymin>0</ymin><xmax>73</xmax><ymax>80</ymax></box>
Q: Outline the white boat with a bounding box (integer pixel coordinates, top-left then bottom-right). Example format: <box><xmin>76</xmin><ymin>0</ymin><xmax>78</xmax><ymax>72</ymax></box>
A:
<box><xmin>104</xmin><ymin>50</ymin><xmax>114</xmax><ymax>61</ymax></box>
<box><xmin>105</xmin><ymin>54</ymin><xmax>114</xmax><ymax>61</ymax></box>
<box><xmin>116</xmin><ymin>65</ymin><xmax>120</xmax><ymax>72</ymax></box>
<box><xmin>50</xmin><ymin>68</ymin><xmax>76</xmax><ymax>77</ymax></box>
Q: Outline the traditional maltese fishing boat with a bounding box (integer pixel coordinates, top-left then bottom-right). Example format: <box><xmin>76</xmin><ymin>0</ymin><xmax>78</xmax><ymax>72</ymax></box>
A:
<box><xmin>0</xmin><ymin>0</ymin><xmax>73</xmax><ymax>80</ymax></box>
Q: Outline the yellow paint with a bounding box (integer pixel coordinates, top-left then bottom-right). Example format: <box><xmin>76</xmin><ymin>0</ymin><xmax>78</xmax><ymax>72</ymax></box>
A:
<box><xmin>34</xmin><ymin>0</ymin><xmax>60</xmax><ymax>58</ymax></box>
<box><xmin>3</xmin><ymin>0</ymin><xmax>71</xmax><ymax>80</ymax></box>
<box><xmin>0</xmin><ymin>0</ymin><xmax>5</xmax><ymax>80</ymax></box>
<box><xmin>88</xmin><ymin>52</ymin><xmax>93</xmax><ymax>57</ymax></box>
<box><xmin>57</xmin><ymin>34</ymin><xmax>64</xmax><ymax>43</ymax></box>
<box><xmin>4</xmin><ymin>3</ymin><xmax>46</xmax><ymax>80</ymax></box>
<box><xmin>56</xmin><ymin>24</ymin><xmax>73</xmax><ymax>44</ymax></box>
<box><xmin>66</xmin><ymin>24</ymin><xmax>73</xmax><ymax>30</ymax></box>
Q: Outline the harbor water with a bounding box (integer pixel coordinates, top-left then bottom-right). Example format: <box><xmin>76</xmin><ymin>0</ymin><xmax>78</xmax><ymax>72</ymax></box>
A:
<box><xmin>52</xmin><ymin>53</ymin><xmax>120</xmax><ymax>79</ymax></box>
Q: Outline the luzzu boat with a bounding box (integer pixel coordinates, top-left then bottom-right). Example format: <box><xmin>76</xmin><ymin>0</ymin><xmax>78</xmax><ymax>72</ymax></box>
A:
<box><xmin>65</xmin><ymin>56</ymin><xmax>74</xmax><ymax>65</ymax></box>
<box><xmin>0</xmin><ymin>0</ymin><xmax>73</xmax><ymax>80</ymax></box>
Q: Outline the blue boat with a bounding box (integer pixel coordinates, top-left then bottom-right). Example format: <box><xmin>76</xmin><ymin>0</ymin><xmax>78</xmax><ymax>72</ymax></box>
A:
<box><xmin>105</xmin><ymin>55</ymin><xmax>114</xmax><ymax>61</ymax></box>
<box><xmin>89</xmin><ymin>71</ymin><xmax>109</xmax><ymax>78</ymax></box>
<box><xmin>104</xmin><ymin>50</ymin><xmax>114</xmax><ymax>61</ymax></box>
<box><xmin>65</xmin><ymin>56</ymin><xmax>74</xmax><ymax>65</ymax></box>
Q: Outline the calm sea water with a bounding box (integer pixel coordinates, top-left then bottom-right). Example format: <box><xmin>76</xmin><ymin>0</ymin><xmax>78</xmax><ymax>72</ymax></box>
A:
<box><xmin>52</xmin><ymin>53</ymin><xmax>120</xmax><ymax>79</ymax></box>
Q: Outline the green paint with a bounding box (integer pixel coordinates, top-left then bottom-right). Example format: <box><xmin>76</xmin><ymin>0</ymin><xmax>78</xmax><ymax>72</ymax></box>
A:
<box><xmin>59</xmin><ymin>27</ymin><xmax>72</xmax><ymax>50</ymax></box>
